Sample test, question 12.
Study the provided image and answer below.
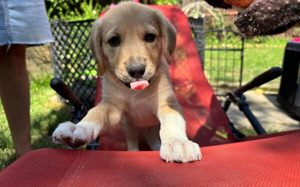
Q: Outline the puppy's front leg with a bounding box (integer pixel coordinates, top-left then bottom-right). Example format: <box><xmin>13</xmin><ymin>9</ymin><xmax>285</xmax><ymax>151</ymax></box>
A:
<box><xmin>158</xmin><ymin>107</ymin><xmax>202</xmax><ymax>163</ymax></box>
<box><xmin>52</xmin><ymin>102</ymin><xmax>122</xmax><ymax>148</ymax></box>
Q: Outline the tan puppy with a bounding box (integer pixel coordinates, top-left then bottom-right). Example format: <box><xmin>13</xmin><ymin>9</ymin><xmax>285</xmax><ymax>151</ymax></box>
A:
<box><xmin>52</xmin><ymin>2</ymin><xmax>201</xmax><ymax>163</ymax></box>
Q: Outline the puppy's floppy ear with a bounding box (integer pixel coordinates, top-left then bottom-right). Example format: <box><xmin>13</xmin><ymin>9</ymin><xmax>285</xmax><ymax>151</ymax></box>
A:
<box><xmin>89</xmin><ymin>19</ymin><xmax>107</xmax><ymax>76</ymax></box>
<box><xmin>154</xmin><ymin>10</ymin><xmax>177</xmax><ymax>64</ymax></box>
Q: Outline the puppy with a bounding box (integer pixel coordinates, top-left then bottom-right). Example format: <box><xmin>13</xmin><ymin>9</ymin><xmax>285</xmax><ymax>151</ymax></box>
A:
<box><xmin>52</xmin><ymin>2</ymin><xmax>201</xmax><ymax>163</ymax></box>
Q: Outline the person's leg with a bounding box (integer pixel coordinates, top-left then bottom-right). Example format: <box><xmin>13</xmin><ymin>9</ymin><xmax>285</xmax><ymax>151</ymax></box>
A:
<box><xmin>0</xmin><ymin>45</ymin><xmax>31</xmax><ymax>158</ymax></box>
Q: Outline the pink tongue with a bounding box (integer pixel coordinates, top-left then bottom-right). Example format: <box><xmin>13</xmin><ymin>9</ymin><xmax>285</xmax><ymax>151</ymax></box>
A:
<box><xmin>130</xmin><ymin>80</ymin><xmax>149</xmax><ymax>90</ymax></box>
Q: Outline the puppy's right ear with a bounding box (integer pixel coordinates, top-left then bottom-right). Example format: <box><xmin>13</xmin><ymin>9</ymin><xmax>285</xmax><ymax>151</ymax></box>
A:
<box><xmin>89</xmin><ymin>19</ymin><xmax>107</xmax><ymax>76</ymax></box>
<box><xmin>154</xmin><ymin>10</ymin><xmax>177</xmax><ymax>65</ymax></box>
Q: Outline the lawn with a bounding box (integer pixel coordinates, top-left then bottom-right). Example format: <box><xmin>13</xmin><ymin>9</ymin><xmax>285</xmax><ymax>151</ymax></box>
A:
<box><xmin>0</xmin><ymin>35</ymin><xmax>291</xmax><ymax>170</ymax></box>
<box><xmin>204</xmin><ymin>35</ymin><xmax>289</xmax><ymax>93</ymax></box>
<box><xmin>243</xmin><ymin>37</ymin><xmax>288</xmax><ymax>83</ymax></box>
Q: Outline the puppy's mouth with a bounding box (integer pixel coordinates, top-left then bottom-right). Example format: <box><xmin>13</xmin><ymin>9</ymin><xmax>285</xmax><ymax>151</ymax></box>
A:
<box><xmin>124</xmin><ymin>79</ymin><xmax>151</xmax><ymax>91</ymax></box>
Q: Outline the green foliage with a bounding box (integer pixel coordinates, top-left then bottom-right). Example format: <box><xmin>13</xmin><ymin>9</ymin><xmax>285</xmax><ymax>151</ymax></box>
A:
<box><xmin>45</xmin><ymin>0</ymin><xmax>183</xmax><ymax>21</ymax></box>
<box><xmin>205</xmin><ymin>30</ymin><xmax>241</xmax><ymax>47</ymax></box>
<box><xmin>46</xmin><ymin>0</ymin><xmax>104</xmax><ymax>21</ymax></box>
<box><xmin>154</xmin><ymin>0</ymin><xmax>181</xmax><ymax>5</ymax></box>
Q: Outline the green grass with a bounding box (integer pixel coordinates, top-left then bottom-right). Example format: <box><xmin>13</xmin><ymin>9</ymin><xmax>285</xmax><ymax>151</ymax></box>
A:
<box><xmin>243</xmin><ymin>37</ymin><xmax>288</xmax><ymax>81</ymax></box>
<box><xmin>0</xmin><ymin>74</ymin><xmax>70</xmax><ymax>169</ymax></box>
<box><xmin>204</xmin><ymin>36</ymin><xmax>290</xmax><ymax>91</ymax></box>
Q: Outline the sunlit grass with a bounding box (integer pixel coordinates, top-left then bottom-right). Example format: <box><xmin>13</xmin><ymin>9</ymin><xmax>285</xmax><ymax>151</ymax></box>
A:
<box><xmin>204</xmin><ymin>36</ymin><xmax>289</xmax><ymax>92</ymax></box>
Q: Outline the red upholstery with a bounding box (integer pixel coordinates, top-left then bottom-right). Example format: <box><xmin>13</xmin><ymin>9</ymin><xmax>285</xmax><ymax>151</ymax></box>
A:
<box><xmin>293</xmin><ymin>38</ymin><xmax>300</xmax><ymax>42</ymax></box>
<box><xmin>94</xmin><ymin>5</ymin><xmax>234</xmax><ymax>150</ymax></box>
<box><xmin>1</xmin><ymin>130</ymin><xmax>300</xmax><ymax>187</ymax></box>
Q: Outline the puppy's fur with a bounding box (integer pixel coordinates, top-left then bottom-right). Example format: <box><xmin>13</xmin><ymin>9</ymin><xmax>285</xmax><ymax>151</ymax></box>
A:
<box><xmin>52</xmin><ymin>2</ymin><xmax>201</xmax><ymax>163</ymax></box>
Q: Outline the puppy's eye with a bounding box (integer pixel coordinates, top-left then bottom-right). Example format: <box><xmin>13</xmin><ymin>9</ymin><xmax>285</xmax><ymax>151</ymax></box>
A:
<box><xmin>144</xmin><ymin>33</ymin><xmax>156</xmax><ymax>43</ymax></box>
<box><xmin>108</xmin><ymin>36</ymin><xmax>121</xmax><ymax>47</ymax></box>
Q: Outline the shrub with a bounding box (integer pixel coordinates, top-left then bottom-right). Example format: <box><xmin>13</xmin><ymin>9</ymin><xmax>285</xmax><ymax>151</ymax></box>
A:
<box><xmin>45</xmin><ymin>0</ymin><xmax>104</xmax><ymax>21</ymax></box>
<box><xmin>46</xmin><ymin>0</ymin><xmax>181</xmax><ymax>21</ymax></box>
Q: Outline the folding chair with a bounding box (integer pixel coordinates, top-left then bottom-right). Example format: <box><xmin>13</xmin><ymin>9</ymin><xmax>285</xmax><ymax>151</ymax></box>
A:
<box><xmin>1</xmin><ymin>5</ymin><xmax>299</xmax><ymax>187</ymax></box>
<box><xmin>277</xmin><ymin>39</ymin><xmax>300</xmax><ymax>118</ymax></box>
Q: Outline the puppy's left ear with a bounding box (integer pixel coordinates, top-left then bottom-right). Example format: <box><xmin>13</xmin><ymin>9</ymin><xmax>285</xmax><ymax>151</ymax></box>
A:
<box><xmin>154</xmin><ymin>10</ymin><xmax>177</xmax><ymax>64</ymax></box>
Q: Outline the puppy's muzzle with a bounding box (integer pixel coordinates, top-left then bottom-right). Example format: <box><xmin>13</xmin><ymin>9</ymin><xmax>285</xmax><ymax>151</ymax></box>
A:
<box><xmin>127</xmin><ymin>63</ymin><xmax>146</xmax><ymax>79</ymax></box>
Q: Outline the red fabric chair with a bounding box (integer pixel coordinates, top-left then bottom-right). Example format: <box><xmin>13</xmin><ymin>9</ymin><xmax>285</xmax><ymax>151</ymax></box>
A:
<box><xmin>1</xmin><ymin>5</ymin><xmax>299</xmax><ymax>187</ymax></box>
<box><xmin>1</xmin><ymin>131</ymin><xmax>300</xmax><ymax>187</ymax></box>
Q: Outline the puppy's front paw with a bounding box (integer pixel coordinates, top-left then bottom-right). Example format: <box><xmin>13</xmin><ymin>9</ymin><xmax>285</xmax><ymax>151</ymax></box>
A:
<box><xmin>160</xmin><ymin>139</ymin><xmax>201</xmax><ymax>163</ymax></box>
<box><xmin>52</xmin><ymin>121</ymin><xmax>96</xmax><ymax>148</ymax></box>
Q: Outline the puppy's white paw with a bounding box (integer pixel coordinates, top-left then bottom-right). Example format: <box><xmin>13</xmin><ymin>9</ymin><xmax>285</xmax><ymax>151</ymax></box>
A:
<box><xmin>52</xmin><ymin>121</ymin><xmax>99</xmax><ymax>148</ymax></box>
<box><xmin>160</xmin><ymin>139</ymin><xmax>201</xmax><ymax>163</ymax></box>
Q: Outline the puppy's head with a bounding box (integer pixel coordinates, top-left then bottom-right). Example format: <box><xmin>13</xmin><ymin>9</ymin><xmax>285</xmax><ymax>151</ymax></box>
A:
<box><xmin>89</xmin><ymin>2</ymin><xmax>176</xmax><ymax>87</ymax></box>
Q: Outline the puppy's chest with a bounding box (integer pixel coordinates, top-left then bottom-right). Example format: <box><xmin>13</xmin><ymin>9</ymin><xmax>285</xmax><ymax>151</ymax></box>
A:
<box><xmin>126</xmin><ymin>97</ymin><xmax>159</xmax><ymax>127</ymax></box>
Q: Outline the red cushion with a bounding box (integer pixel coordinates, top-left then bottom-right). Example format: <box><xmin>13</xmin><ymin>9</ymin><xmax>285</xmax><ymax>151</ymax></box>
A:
<box><xmin>1</xmin><ymin>130</ymin><xmax>300</xmax><ymax>187</ymax></box>
<box><xmin>94</xmin><ymin>5</ymin><xmax>233</xmax><ymax>150</ymax></box>
<box><xmin>293</xmin><ymin>38</ymin><xmax>300</xmax><ymax>42</ymax></box>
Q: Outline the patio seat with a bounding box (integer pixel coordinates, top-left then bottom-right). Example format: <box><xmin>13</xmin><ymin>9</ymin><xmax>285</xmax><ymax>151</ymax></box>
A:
<box><xmin>1</xmin><ymin>130</ymin><xmax>300</xmax><ymax>186</ymax></box>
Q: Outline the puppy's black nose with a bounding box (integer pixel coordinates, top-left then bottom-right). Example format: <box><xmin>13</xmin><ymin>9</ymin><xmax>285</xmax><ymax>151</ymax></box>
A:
<box><xmin>127</xmin><ymin>63</ymin><xmax>146</xmax><ymax>79</ymax></box>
